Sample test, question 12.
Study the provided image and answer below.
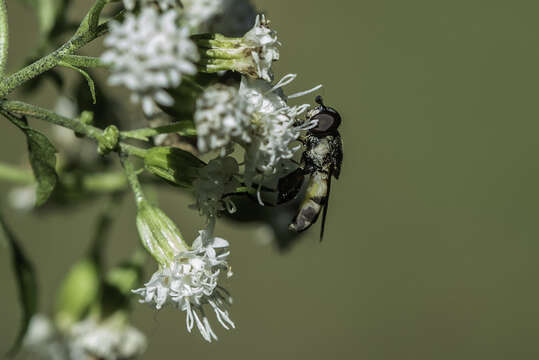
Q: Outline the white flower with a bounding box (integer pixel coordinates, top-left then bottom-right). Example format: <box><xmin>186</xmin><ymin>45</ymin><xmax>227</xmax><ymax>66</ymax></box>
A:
<box><xmin>192</xmin><ymin>157</ymin><xmax>241</xmax><ymax>218</ymax></box>
<box><xmin>239</xmin><ymin>74</ymin><xmax>322</xmax><ymax>185</ymax></box>
<box><xmin>182</xmin><ymin>0</ymin><xmax>225</xmax><ymax>29</ymax></box>
<box><xmin>69</xmin><ymin>318</ymin><xmax>147</xmax><ymax>360</ymax></box>
<box><xmin>102</xmin><ymin>8</ymin><xmax>199</xmax><ymax>116</ymax></box>
<box><xmin>133</xmin><ymin>224</ymin><xmax>234</xmax><ymax>342</ymax></box>
<box><xmin>123</xmin><ymin>0</ymin><xmax>181</xmax><ymax>11</ymax></box>
<box><xmin>22</xmin><ymin>315</ymin><xmax>70</xmax><ymax>360</ymax></box>
<box><xmin>195</xmin><ymin>14</ymin><xmax>279</xmax><ymax>81</ymax></box>
<box><xmin>241</xmin><ymin>14</ymin><xmax>280</xmax><ymax>81</ymax></box>
<box><xmin>194</xmin><ymin>84</ymin><xmax>252</xmax><ymax>154</ymax></box>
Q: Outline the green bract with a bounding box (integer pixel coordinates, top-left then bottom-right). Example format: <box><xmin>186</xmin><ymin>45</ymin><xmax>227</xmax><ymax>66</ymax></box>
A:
<box><xmin>144</xmin><ymin>146</ymin><xmax>205</xmax><ymax>188</ymax></box>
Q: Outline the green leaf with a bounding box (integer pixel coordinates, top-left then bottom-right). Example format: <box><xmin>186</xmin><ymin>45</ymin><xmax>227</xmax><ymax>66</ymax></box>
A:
<box><xmin>59</xmin><ymin>62</ymin><xmax>96</xmax><ymax>104</ymax></box>
<box><xmin>4</xmin><ymin>114</ymin><xmax>58</xmax><ymax>206</ymax></box>
<box><xmin>76</xmin><ymin>0</ymin><xmax>108</xmax><ymax>36</ymax></box>
<box><xmin>54</xmin><ymin>258</ymin><xmax>100</xmax><ymax>332</ymax></box>
<box><xmin>0</xmin><ymin>212</ymin><xmax>38</xmax><ymax>357</ymax></box>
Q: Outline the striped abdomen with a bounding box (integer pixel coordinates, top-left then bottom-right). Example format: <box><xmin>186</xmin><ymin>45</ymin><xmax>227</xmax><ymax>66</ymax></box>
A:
<box><xmin>288</xmin><ymin>171</ymin><xmax>329</xmax><ymax>232</ymax></box>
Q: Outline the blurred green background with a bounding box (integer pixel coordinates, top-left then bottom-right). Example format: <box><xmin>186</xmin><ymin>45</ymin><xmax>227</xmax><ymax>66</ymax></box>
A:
<box><xmin>2</xmin><ymin>0</ymin><xmax>539</xmax><ymax>359</ymax></box>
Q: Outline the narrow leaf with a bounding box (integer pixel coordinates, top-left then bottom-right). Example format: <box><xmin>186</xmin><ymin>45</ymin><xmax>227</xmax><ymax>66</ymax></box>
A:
<box><xmin>0</xmin><ymin>213</ymin><xmax>38</xmax><ymax>357</ymax></box>
<box><xmin>76</xmin><ymin>0</ymin><xmax>107</xmax><ymax>35</ymax></box>
<box><xmin>59</xmin><ymin>62</ymin><xmax>96</xmax><ymax>104</ymax></box>
<box><xmin>3</xmin><ymin>113</ymin><xmax>58</xmax><ymax>206</ymax></box>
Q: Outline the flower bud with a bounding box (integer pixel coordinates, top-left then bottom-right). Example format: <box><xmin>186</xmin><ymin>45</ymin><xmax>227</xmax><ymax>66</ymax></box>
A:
<box><xmin>54</xmin><ymin>258</ymin><xmax>100</xmax><ymax>332</ymax></box>
<box><xmin>97</xmin><ymin>125</ymin><xmax>120</xmax><ymax>155</ymax></box>
<box><xmin>144</xmin><ymin>146</ymin><xmax>205</xmax><ymax>188</ymax></box>
<box><xmin>136</xmin><ymin>201</ymin><xmax>188</xmax><ymax>266</ymax></box>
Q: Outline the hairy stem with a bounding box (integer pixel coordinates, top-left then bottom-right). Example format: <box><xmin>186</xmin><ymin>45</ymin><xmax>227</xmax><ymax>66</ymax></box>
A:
<box><xmin>121</xmin><ymin>122</ymin><xmax>197</xmax><ymax>141</ymax></box>
<box><xmin>0</xmin><ymin>100</ymin><xmax>102</xmax><ymax>139</ymax></box>
<box><xmin>120</xmin><ymin>155</ymin><xmax>146</xmax><ymax>207</ymax></box>
<box><xmin>0</xmin><ymin>1</ymin><xmax>112</xmax><ymax>97</ymax></box>
<box><xmin>0</xmin><ymin>0</ymin><xmax>8</xmax><ymax>79</ymax></box>
<box><xmin>60</xmin><ymin>55</ymin><xmax>109</xmax><ymax>68</ymax></box>
<box><xmin>0</xmin><ymin>100</ymin><xmax>148</xmax><ymax>159</ymax></box>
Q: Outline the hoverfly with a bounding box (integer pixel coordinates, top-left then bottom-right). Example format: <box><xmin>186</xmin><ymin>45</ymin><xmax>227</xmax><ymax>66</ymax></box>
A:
<box><xmin>278</xmin><ymin>96</ymin><xmax>343</xmax><ymax>241</ymax></box>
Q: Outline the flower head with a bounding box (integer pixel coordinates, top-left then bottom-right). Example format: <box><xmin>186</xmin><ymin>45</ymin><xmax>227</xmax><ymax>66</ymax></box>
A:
<box><xmin>133</xmin><ymin>223</ymin><xmax>234</xmax><ymax>342</ymax></box>
<box><xmin>182</xmin><ymin>0</ymin><xmax>225</xmax><ymax>29</ymax></box>
<box><xmin>241</xmin><ymin>14</ymin><xmax>280</xmax><ymax>81</ymax></box>
<box><xmin>194</xmin><ymin>84</ymin><xmax>252</xmax><ymax>154</ymax></box>
<box><xmin>102</xmin><ymin>8</ymin><xmax>199</xmax><ymax>115</ymax></box>
<box><xmin>239</xmin><ymin>74</ymin><xmax>321</xmax><ymax>185</ymax></box>
<box><xmin>69</xmin><ymin>318</ymin><xmax>147</xmax><ymax>360</ymax></box>
<box><xmin>195</xmin><ymin>14</ymin><xmax>279</xmax><ymax>81</ymax></box>
<box><xmin>192</xmin><ymin>157</ymin><xmax>241</xmax><ymax>218</ymax></box>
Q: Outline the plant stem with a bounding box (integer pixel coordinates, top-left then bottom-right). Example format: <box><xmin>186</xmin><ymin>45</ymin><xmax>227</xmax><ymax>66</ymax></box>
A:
<box><xmin>0</xmin><ymin>0</ymin><xmax>8</xmax><ymax>79</ymax></box>
<box><xmin>0</xmin><ymin>35</ymin><xmax>96</xmax><ymax>97</ymax></box>
<box><xmin>121</xmin><ymin>122</ymin><xmax>197</xmax><ymax>141</ymax></box>
<box><xmin>60</xmin><ymin>55</ymin><xmax>109</xmax><ymax>68</ymax></box>
<box><xmin>119</xmin><ymin>155</ymin><xmax>146</xmax><ymax>207</ymax></box>
<box><xmin>0</xmin><ymin>2</ymin><xmax>112</xmax><ymax>97</ymax></box>
<box><xmin>0</xmin><ymin>100</ymin><xmax>103</xmax><ymax>139</ymax></box>
<box><xmin>0</xmin><ymin>100</ymin><xmax>148</xmax><ymax>159</ymax></box>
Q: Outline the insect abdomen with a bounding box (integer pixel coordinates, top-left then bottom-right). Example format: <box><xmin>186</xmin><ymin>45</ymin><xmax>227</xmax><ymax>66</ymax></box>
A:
<box><xmin>289</xmin><ymin>171</ymin><xmax>328</xmax><ymax>232</ymax></box>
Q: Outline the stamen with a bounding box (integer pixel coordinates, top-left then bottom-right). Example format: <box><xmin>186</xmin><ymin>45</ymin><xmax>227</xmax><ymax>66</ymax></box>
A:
<box><xmin>288</xmin><ymin>84</ymin><xmax>323</xmax><ymax>99</ymax></box>
<box><xmin>269</xmin><ymin>73</ymin><xmax>297</xmax><ymax>93</ymax></box>
<box><xmin>256</xmin><ymin>182</ymin><xmax>264</xmax><ymax>206</ymax></box>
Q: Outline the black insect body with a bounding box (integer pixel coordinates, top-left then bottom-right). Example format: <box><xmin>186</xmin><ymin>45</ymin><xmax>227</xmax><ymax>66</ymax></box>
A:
<box><xmin>283</xmin><ymin>96</ymin><xmax>343</xmax><ymax>240</ymax></box>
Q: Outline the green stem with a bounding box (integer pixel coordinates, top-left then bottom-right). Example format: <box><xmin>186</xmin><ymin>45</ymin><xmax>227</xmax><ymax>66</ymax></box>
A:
<box><xmin>0</xmin><ymin>37</ymin><xmax>94</xmax><ymax>97</ymax></box>
<box><xmin>0</xmin><ymin>100</ymin><xmax>148</xmax><ymax>159</ymax></box>
<box><xmin>60</xmin><ymin>55</ymin><xmax>108</xmax><ymax>68</ymax></box>
<box><xmin>0</xmin><ymin>0</ymin><xmax>8</xmax><ymax>79</ymax></box>
<box><xmin>82</xmin><ymin>171</ymin><xmax>128</xmax><ymax>192</ymax></box>
<box><xmin>0</xmin><ymin>100</ymin><xmax>102</xmax><ymax>139</ymax></box>
<box><xmin>0</xmin><ymin>2</ymin><xmax>112</xmax><ymax>97</ymax></box>
<box><xmin>121</xmin><ymin>122</ymin><xmax>197</xmax><ymax>141</ymax></box>
<box><xmin>119</xmin><ymin>143</ymin><xmax>148</xmax><ymax>158</ymax></box>
<box><xmin>119</xmin><ymin>155</ymin><xmax>146</xmax><ymax>207</ymax></box>
<box><xmin>0</xmin><ymin>162</ymin><xmax>34</xmax><ymax>184</ymax></box>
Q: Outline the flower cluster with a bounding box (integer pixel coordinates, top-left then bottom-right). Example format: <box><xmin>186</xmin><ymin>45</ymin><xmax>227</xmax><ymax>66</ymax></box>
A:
<box><xmin>102</xmin><ymin>7</ymin><xmax>198</xmax><ymax>116</ymax></box>
<box><xmin>22</xmin><ymin>314</ymin><xmax>147</xmax><ymax>360</ymax></box>
<box><xmin>68</xmin><ymin>318</ymin><xmax>147</xmax><ymax>360</ymax></box>
<box><xmin>98</xmin><ymin>0</ymin><xmax>324</xmax><ymax>346</ymax></box>
<box><xmin>134</xmin><ymin>207</ymin><xmax>234</xmax><ymax>342</ymax></box>
<box><xmin>194</xmin><ymin>84</ymin><xmax>252</xmax><ymax>154</ymax></box>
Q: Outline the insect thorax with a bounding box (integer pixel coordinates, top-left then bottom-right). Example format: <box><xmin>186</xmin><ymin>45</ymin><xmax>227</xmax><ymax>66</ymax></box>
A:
<box><xmin>303</xmin><ymin>133</ymin><xmax>341</xmax><ymax>174</ymax></box>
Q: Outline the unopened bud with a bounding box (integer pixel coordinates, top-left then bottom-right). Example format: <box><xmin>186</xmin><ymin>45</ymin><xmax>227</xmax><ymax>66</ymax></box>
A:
<box><xmin>136</xmin><ymin>201</ymin><xmax>188</xmax><ymax>266</ymax></box>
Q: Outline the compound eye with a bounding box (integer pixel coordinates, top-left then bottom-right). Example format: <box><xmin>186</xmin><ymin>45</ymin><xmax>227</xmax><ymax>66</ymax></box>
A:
<box><xmin>311</xmin><ymin>109</ymin><xmax>341</xmax><ymax>133</ymax></box>
<box><xmin>312</xmin><ymin>113</ymin><xmax>335</xmax><ymax>132</ymax></box>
